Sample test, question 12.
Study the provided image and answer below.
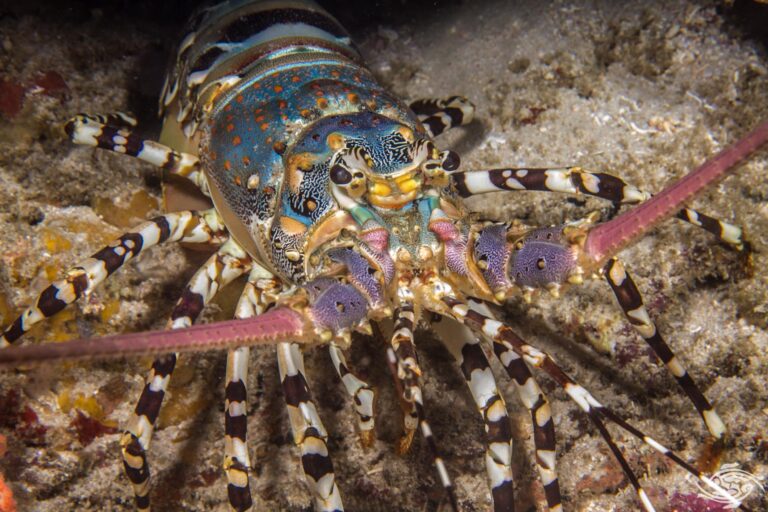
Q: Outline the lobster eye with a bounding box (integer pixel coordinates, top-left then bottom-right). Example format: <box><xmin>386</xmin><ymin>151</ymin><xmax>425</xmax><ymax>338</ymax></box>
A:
<box><xmin>331</xmin><ymin>164</ymin><xmax>352</xmax><ymax>184</ymax></box>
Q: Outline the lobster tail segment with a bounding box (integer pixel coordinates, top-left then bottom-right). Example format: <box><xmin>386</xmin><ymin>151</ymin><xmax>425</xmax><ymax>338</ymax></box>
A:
<box><xmin>583</xmin><ymin>121</ymin><xmax>768</xmax><ymax>267</ymax></box>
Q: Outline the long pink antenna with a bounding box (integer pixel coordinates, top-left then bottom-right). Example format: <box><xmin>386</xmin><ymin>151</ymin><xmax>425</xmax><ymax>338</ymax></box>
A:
<box><xmin>0</xmin><ymin>307</ymin><xmax>305</xmax><ymax>368</ymax></box>
<box><xmin>585</xmin><ymin>121</ymin><xmax>768</xmax><ymax>265</ymax></box>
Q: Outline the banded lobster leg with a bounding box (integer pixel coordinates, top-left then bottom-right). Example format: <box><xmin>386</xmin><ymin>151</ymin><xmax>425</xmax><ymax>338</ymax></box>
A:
<box><xmin>383</xmin><ymin>343</ymin><xmax>418</xmax><ymax>455</ymax></box>
<box><xmin>450</xmin><ymin>166</ymin><xmax>745</xmax><ymax>249</ymax></box>
<box><xmin>65</xmin><ymin>113</ymin><xmax>209</xmax><ymax>194</ymax></box>
<box><xmin>409</xmin><ymin>96</ymin><xmax>475</xmax><ymax>138</ymax></box>
<box><xmin>277</xmin><ymin>342</ymin><xmax>344</xmax><ymax>512</ymax></box>
<box><xmin>603</xmin><ymin>258</ymin><xmax>725</xmax><ymax>439</ymax></box>
<box><xmin>122</xmin><ymin>239</ymin><xmax>251</xmax><ymax>511</ymax></box>
<box><xmin>0</xmin><ymin>209</ymin><xmax>227</xmax><ymax>347</ymax></box>
<box><xmin>223</xmin><ymin>264</ymin><xmax>284</xmax><ymax>511</ymax></box>
<box><xmin>456</xmin><ymin>299</ymin><xmax>565</xmax><ymax>512</ymax></box>
<box><xmin>328</xmin><ymin>343</ymin><xmax>376</xmax><ymax>447</ymax></box>
<box><xmin>433</xmin><ymin>318</ymin><xmax>516</xmax><ymax>512</ymax></box>
<box><xmin>388</xmin><ymin>297</ymin><xmax>458</xmax><ymax>510</ymax></box>
<box><xmin>439</xmin><ymin>294</ymin><xmax>751</xmax><ymax>512</ymax></box>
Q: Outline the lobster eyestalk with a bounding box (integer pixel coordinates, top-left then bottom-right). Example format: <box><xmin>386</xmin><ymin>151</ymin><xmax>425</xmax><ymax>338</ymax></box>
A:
<box><xmin>584</xmin><ymin>121</ymin><xmax>768</xmax><ymax>266</ymax></box>
<box><xmin>0</xmin><ymin>307</ymin><xmax>307</xmax><ymax>368</ymax></box>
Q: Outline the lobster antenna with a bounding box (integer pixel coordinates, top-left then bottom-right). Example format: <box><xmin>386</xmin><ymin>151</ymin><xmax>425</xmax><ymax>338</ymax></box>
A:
<box><xmin>584</xmin><ymin>121</ymin><xmax>768</xmax><ymax>265</ymax></box>
<box><xmin>0</xmin><ymin>307</ymin><xmax>305</xmax><ymax>368</ymax></box>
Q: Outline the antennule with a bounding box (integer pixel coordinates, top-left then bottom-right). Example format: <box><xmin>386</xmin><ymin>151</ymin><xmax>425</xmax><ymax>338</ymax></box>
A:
<box><xmin>585</xmin><ymin>121</ymin><xmax>768</xmax><ymax>265</ymax></box>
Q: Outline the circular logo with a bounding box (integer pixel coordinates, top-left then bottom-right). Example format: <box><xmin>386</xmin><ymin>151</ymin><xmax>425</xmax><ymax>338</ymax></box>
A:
<box><xmin>690</xmin><ymin>463</ymin><xmax>764</xmax><ymax>509</ymax></box>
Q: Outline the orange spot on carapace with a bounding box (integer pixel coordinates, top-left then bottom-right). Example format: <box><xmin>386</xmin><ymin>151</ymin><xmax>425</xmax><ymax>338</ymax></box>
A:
<box><xmin>292</xmin><ymin>75</ymin><xmax>300</xmax><ymax>82</ymax></box>
<box><xmin>316</xmin><ymin>98</ymin><xmax>328</xmax><ymax>109</ymax></box>
<box><xmin>255</xmin><ymin>115</ymin><xmax>265</xmax><ymax>122</ymax></box>
<box><xmin>278</xmin><ymin>100</ymin><xmax>287</xmax><ymax>109</ymax></box>
<box><xmin>232</xmin><ymin>135</ymin><xmax>242</xmax><ymax>146</ymax></box>
<box><xmin>224</xmin><ymin>160</ymin><xmax>232</xmax><ymax>171</ymax></box>
<box><xmin>260</xmin><ymin>122</ymin><xmax>269</xmax><ymax>131</ymax></box>
<box><xmin>236</xmin><ymin>94</ymin><xmax>244</xmax><ymax>103</ymax></box>
<box><xmin>273</xmin><ymin>85</ymin><xmax>283</xmax><ymax>93</ymax></box>
<box><xmin>280</xmin><ymin>216</ymin><xmax>308</xmax><ymax>235</ymax></box>
<box><xmin>242</xmin><ymin>156</ymin><xmax>251</xmax><ymax>165</ymax></box>
<box><xmin>226</xmin><ymin>123</ymin><xmax>234</xmax><ymax>132</ymax></box>
<box><xmin>331</xmin><ymin>70</ymin><xmax>340</xmax><ymax>78</ymax></box>
<box><xmin>252</xmin><ymin>83</ymin><xmax>261</xmax><ymax>89</ymax></box>
<box><xmin>234</xmin><ymin>175</ymin><xmax>242</xmax><ymax>186</ymax></box>
<box><xmin>347</xmin><ymin>93</ymin><xmax>359</xmax><ymax>103</ymax></box>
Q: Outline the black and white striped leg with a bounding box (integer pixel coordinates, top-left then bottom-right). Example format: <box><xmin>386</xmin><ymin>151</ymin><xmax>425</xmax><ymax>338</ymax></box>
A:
<box><xmin>451</xmin><ymin>167</ymin><xmax>745</xmax><ymax>249</ymax></box>
<box><xmin>223</xmin><ymin>264</ymin><xmax>282</xmax><ymax>511</ymax></box>
<box><xmin>277</xmin><ymin>342</ymin><xmax>344</xmax><ymax>512</ymax></box>
<box><xmin>463</xmin><ymin>300</ymin><xmax>563</xmax><ymax>512</ymax></box>
<box><xmin>435</xmin><ymin>318</ymin><xmax>515</xmax><ymax>512</ymax></box>
<box><xmin>224</xmin><ymin>344</ymin><xmax>252</xmax><ymax>512</ymax></box>
<box><xmin>389</xmin><ymin>299</ymin><xmax>458</xmax><ymax>511</ymax></box>
<box><xmin>328</xmin><ymin>343</ymin><xmax>376</xmax><ymax>447</ymax></box>
<box><xmin>383</xmin><ymin>344</ymin><xmax>418</xmax><ymax>455</ymax></box>
<box><xmin>409</xmin><ymin>96</ymin><xmax>475</xmax><ymax>137</ymax></box>
<box><xmin>70</xmin><ymin>112</ymin><xmax>138</xmax><ymax>128</ymax></box>
<box><xmin>65</xmin><ymin>113</ymin><xmax>209</xmax><ymax>195</ymax></box>
<box><xmin>121</xmin><ymin>239</ymin><xmax>251</xmax><ymax>511</ymax></box>
<box><xmin>441</xmin><ymin>295</ymin><xmax>751</xmax><ymax>512</ymax></box>
<box><xmin>0</xmin><ymin>209</ymin><xmax>227</xmax><ymax>348</ymax></box>
<box><xmin>604</xmin><ymin>258</ymin><xmax>725</xmax><ymax>439</ymax></box>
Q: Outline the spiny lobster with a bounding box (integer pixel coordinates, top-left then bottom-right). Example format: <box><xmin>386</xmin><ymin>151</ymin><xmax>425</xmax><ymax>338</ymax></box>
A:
<box><xmin>0</xmin><ymin>1</ymin><xmax>766</xmax><ymax>511</ymax></box>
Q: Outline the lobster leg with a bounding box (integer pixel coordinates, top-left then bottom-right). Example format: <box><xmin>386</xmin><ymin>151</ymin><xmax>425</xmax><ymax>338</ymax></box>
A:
<box><xmin>223</xmin><ymin>344</ymin><xmax>253</xmax><ymax>512</ymax></box>
<box><xmin>121</xmin><ymin>239</ymin><xmax>251</xmax><ymax>511</ymax></box>
<box><xmin>451</xmin><ymin>167</ymin><xmax>744</xmax><ymax>249</ymax></box>
<box><xmin>328</xmin><ymin>343</ymin><xmax>376</xmax><ymax>447</ymax></box>
<box><xmin>382</xmin><ymin>340</ymin><xmax>418</xmax><ymax>454</ymax></box>
<box><xmin>65</xmin><ymin>113</ymin><xmax>209</xmax><ymax>195</ymax></box>
<box><xmin>409</xmin><ymin>96</ymin><xmax>475</xmax><ymax>137</ymax></box>
<box><xmin>461</xmin><ymin>300</ymin><xmax>563</xmax><ymax>512</ymax></box>
<box><xmin>277</xmin><ymin>342</ymin><xmax>344</xmax><ymax>512</ymax></box>
<box><xmin>223</xmin><ymin>264</ymin><xmax>282</xmax><ymax>511</ymax></box>
<box><xmin>1</xmin><ymin>209</ymin><xmax>227</xmax><ymax>347</ymax></box>
<box><xmin>68</xmin><ymin>112</ymin><xmax>138</xmax><ymax>128</ymax></box>
<box><xmin>388</xmin><ymin>300</ymin><xmax>458</xmax><ymax>511</ymax></box>
<box><xmin>439</xmin><ymin>295</ymin><xmax>751</xmax><ymax>512</ymax></box>
<box><xmin>604</xmin><ymin>258</ymin><xmax>725</xmax><ymax>439</ymax></box>
<box><xmin>435</xmin><ymin>318</ymin><xmax>516</xmax><ymax>512</ymax></box>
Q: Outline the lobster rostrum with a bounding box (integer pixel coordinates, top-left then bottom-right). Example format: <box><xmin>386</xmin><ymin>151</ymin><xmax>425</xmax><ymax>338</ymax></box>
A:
<box><xmin>1</xmin><ymin>1</ymin><xmax>767</xmax><ymax>511</ymax></box>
